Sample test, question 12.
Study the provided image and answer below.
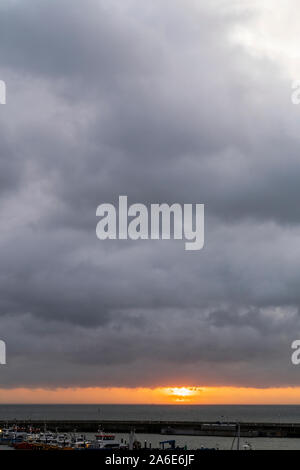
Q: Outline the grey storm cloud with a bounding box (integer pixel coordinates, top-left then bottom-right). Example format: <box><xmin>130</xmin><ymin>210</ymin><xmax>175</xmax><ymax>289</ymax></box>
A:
<box><xmin>0</xmin><ymin>0</ymin><xmax>300</xmax><ymax>389</ymax></box>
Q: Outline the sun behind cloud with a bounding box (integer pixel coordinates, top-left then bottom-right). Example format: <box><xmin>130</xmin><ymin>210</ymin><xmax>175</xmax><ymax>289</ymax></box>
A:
<box><xmin>164</xmin><ymin>387</ymin><xmax>203</xmax><ymax>403</ymax></box>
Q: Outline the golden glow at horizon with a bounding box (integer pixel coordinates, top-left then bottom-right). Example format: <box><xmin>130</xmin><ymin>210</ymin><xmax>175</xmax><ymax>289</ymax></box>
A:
<box><xmin>164</xmin><ymin>387</ymin><xmax>203</xmax><ymax>402</ymax></box>
<box><xmin>1</xmin><ymin>386</ymin><xmax>300</xmax><ymax>404</ymax></box>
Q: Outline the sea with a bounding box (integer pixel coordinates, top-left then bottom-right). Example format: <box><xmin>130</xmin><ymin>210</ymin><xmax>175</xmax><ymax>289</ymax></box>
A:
<box><xmin>2</xmin><ymin>405</ymin><xmax>300</xmax><ymax>450</ymax></box>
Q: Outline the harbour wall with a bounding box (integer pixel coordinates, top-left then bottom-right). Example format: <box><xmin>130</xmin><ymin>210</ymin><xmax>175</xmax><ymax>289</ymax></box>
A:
<box><xmin>1</xmin><ymin>420</ymin><xmax>300</xmax><ymax>438</ymax></box>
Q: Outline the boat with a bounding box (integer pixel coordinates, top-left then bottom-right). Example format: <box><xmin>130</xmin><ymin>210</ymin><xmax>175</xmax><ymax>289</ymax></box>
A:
<box><xmin>89</xmin><ymin>430</ymin><xmax>122</xmax><ymax>450</ymax></box>
<box><xmin>71</xmin><ymin>434</ymin><xmax>90</xmax><ymax>449</ymax></box>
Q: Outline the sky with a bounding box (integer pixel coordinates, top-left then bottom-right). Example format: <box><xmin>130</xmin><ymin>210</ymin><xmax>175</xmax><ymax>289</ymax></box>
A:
<box><xmin>1</xmin><ymin>0</ymin><xmax>300</xmax><ymax>404</ymax></box>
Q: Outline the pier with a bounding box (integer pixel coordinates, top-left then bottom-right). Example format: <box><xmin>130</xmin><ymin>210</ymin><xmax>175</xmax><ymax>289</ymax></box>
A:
<box><xmin>1</xmin><ymin>420</ymin><xmax>300</xmax><ymax>438</ymax></box>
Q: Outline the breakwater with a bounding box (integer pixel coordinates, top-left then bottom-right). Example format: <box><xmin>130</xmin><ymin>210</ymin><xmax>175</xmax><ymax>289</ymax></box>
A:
<box><xmin>1</xmin><ymin>420</ymin><xmax>300</xmax><ymax>438</ymax></box>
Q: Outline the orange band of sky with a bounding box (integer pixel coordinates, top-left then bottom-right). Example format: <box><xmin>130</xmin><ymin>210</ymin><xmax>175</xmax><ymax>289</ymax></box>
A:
<box><xmin>0</xmin><ymin>387</ymin><xmax>300</xmax><ymax>404</ymax></box>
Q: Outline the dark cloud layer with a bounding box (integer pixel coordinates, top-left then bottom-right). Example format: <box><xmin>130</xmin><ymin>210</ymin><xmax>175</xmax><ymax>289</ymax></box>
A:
<box><xmin>0</xmin><ymin>0</ymin><xmax>299</xmax><ymax>389</ymax></box>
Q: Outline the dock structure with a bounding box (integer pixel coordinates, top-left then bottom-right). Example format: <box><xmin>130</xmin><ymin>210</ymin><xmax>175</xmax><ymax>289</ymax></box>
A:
<box><xmin>1</xmin><ymin>420</ymin><xmax>300</xmax><ymax>438</ymax></box>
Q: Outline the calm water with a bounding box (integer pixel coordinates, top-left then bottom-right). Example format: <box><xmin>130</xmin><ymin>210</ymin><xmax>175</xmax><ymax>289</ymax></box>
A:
<box><xmin>0</xmin><ymin>404</ymin><xmax>300</xmax><ymax>422</ymax></box>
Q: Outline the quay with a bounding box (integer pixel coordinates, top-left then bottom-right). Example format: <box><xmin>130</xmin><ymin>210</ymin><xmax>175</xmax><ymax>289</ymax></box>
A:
<box><xmin>1</xmin><ymin>420</ymin><xmax>300</xmax><ymax>438</ymax></box>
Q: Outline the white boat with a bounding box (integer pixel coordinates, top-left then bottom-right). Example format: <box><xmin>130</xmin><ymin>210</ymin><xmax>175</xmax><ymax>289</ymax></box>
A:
<box><xmin>56</xmin><ymin>433</ymin><xmax>72</xmax><ymax>447</ymax></box>
<box><xmin>89</xmin><ymin>431</ymin><xmax>122</xmax><ymax>450</ymax></box>
<box><xmin>71</xmin><ymin>434</ymin><xmax>90</xmax><ymax>449</ymax></box>
<box><xmin>36</xmin><ymin>432</ymin><xmax>56</xmax><ymax>443</ymax></box>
